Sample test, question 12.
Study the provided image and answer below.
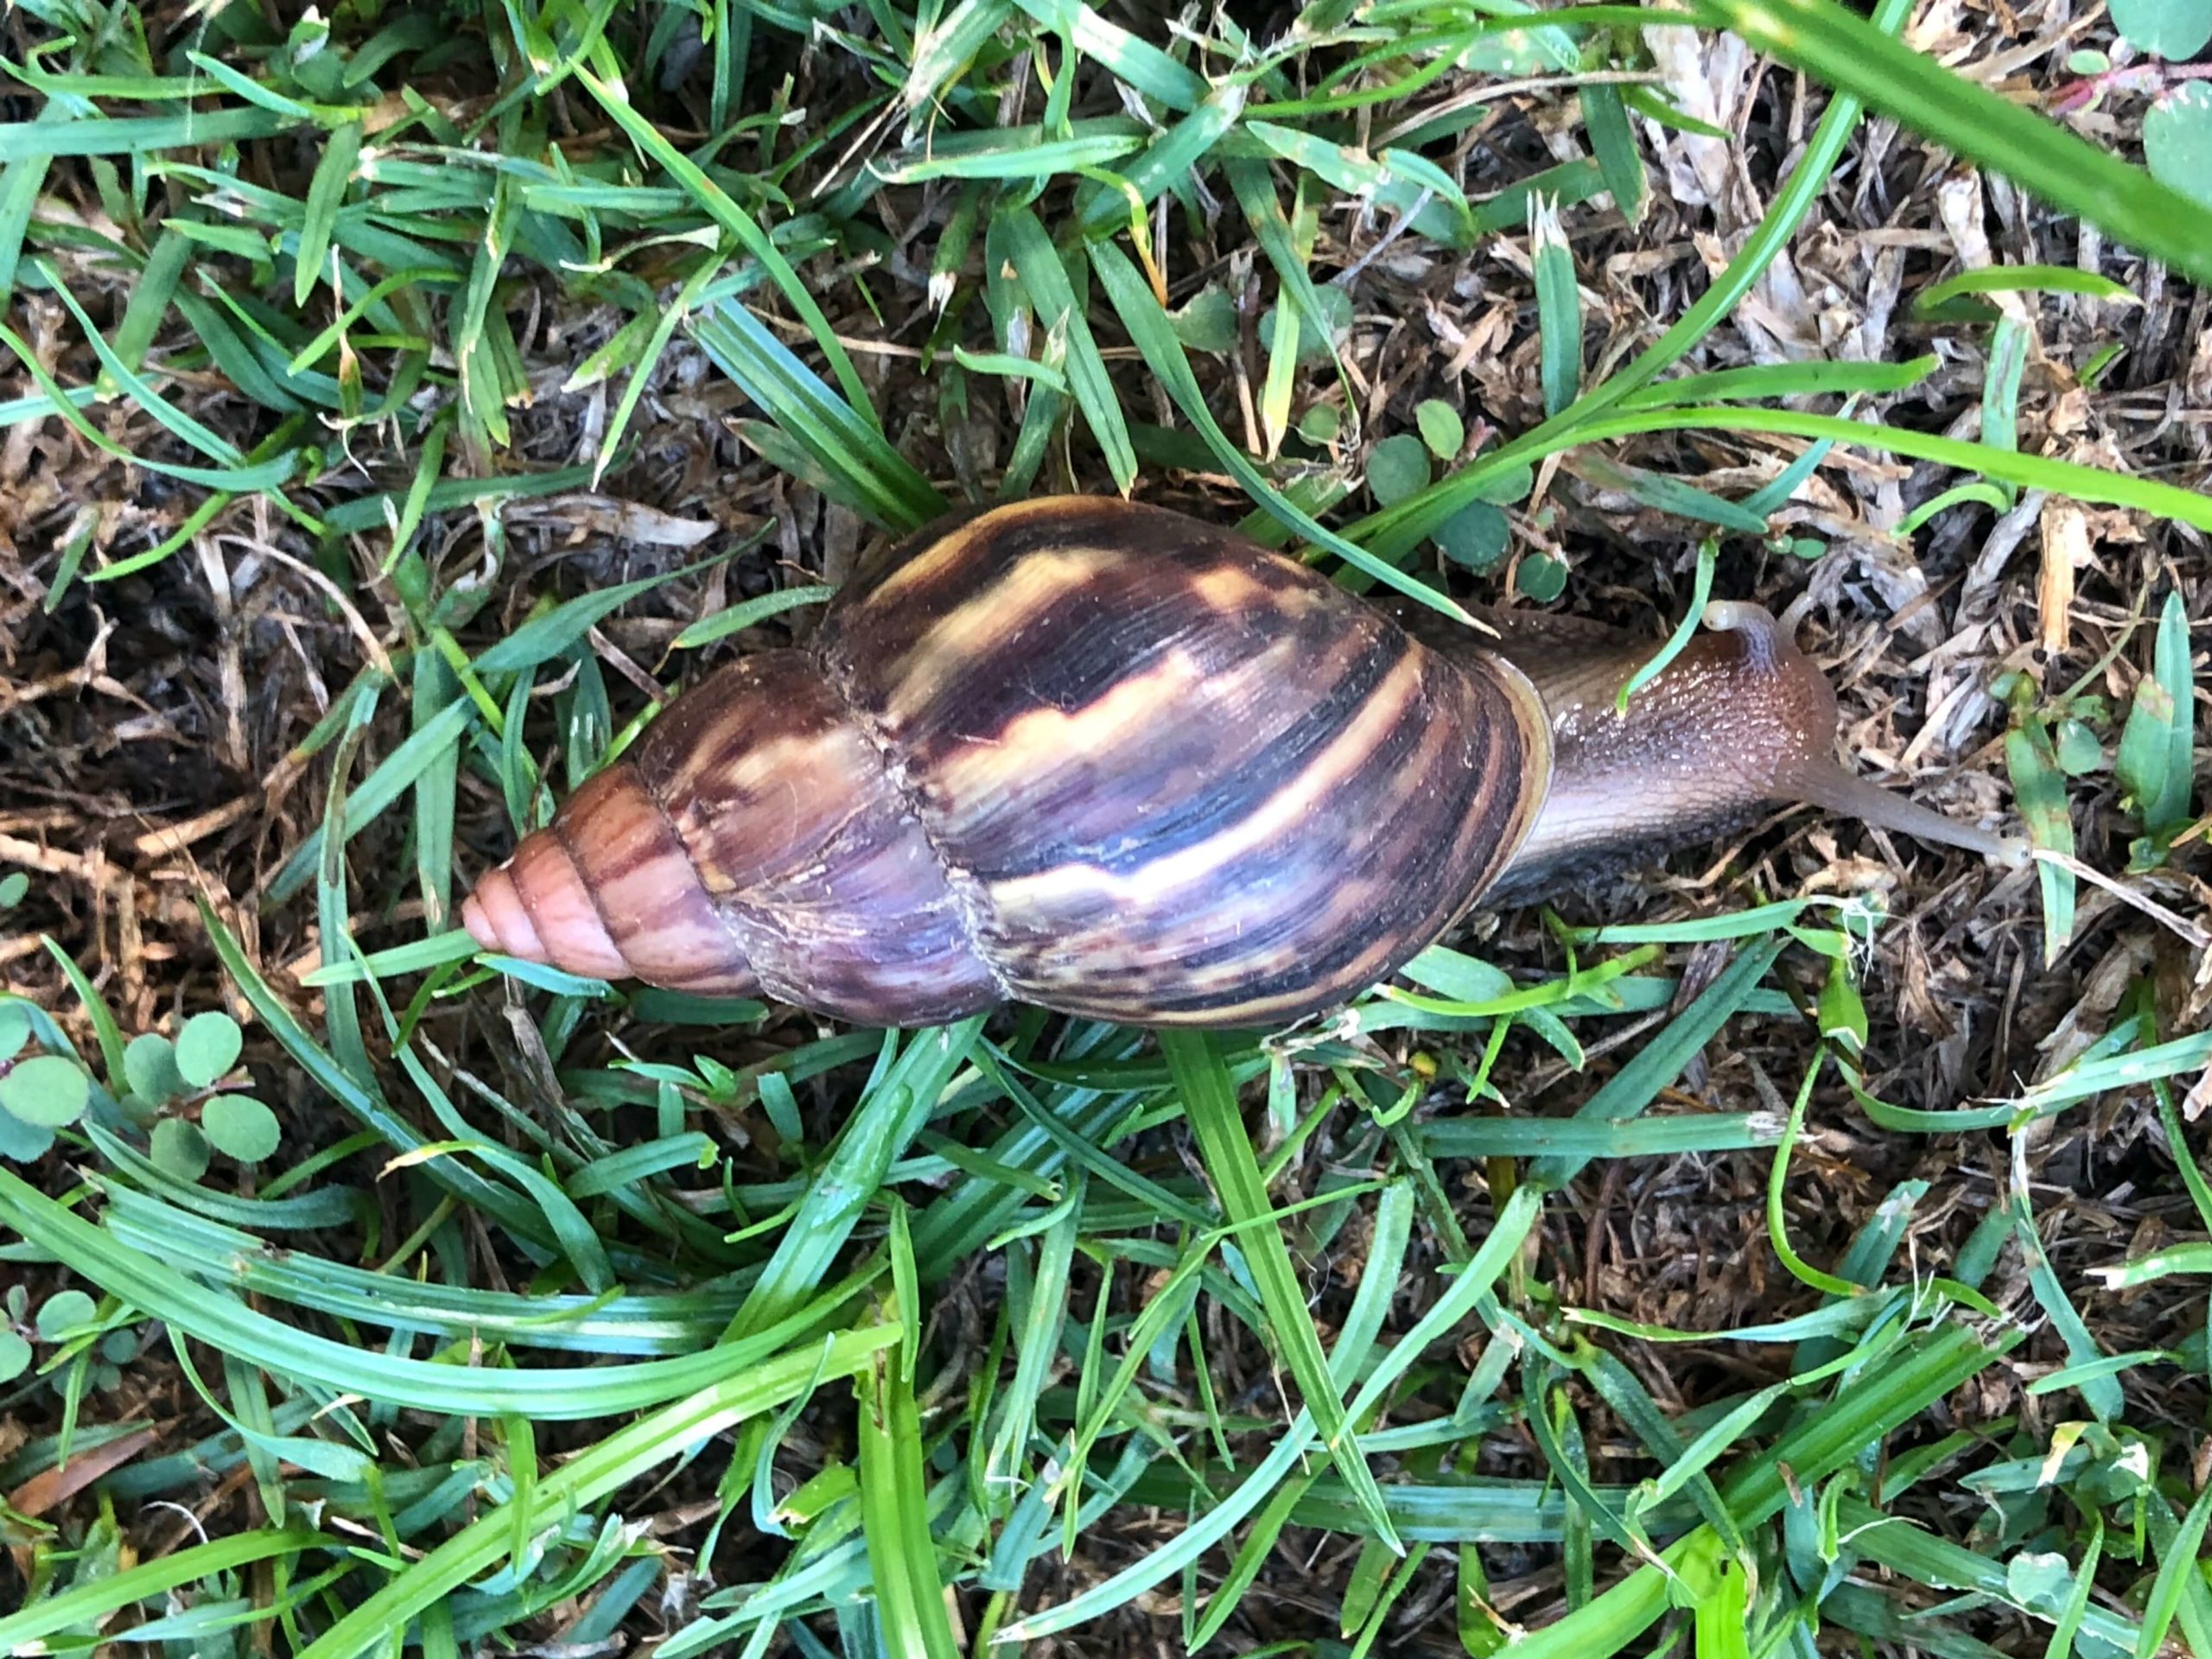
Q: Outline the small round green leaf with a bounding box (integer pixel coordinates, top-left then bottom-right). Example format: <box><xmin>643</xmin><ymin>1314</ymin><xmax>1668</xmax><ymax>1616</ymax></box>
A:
<box><xmin>2055</xmin><ymin>718</ymin><xmax>2104</xmax><ymax>776</ymax></box>
<box><xmin>1415</xmin><ymin>399</ymin><xmax>1465</xmax><ymax>461</ymax></box>
<box><xmin>0</xmin><ymin>1003</ymin><xmax>28</xmax><ymax>1065</ymax></box>
<box><xmin>100</xmin><ymin>1329</ymin><xmax>139</xmax><ymax>1365</ymax></box>
<box><xmin>124</xmin><ymin>1033</ymin><xmax>184</xmax><ymax>1105</ymax></box>
<box><xmin>0</xmin><ymin>1109</ymin><xmax>53</xmax><ymax>1163</ymax></box>
<box><xmin>0</xmin><ymin>1331</ymin><xmax>30</xmax><ymax>1383</ymax></box>
<box><xmin>1297</xmin><ymin>402</ymin><xmax>1343</xmax><ymax>445</ymax></box>
<box><xmin>202</xmin><ymin>1095</ymin><xmax>281</xmax><ymax>1163</ymax></box>
<box><xmin>2146</xmin><ymin>83</ymin><xmax>2212</xmax><ymax>209</ymax></box>
<box><xmin>0</xmin><ymin>1054</ymin><xmax>91</xmax><ymax>1128</ymax></box>
<box><xmin>0</xmin><ymin>872</ymin><xmax>26</xmax><ymax>909</ymax></box>
<box><xmin>1471</xmin><ymin>461</ymin><xmax>1536</xmax><ymax>505</ymax></box>
<box><xmin>1516</xmin><ymin>554</ymin><xmax>1570</xmax><ymax>603</ymax></box>
<box><xmin>1367</xmin><ymin>433</ymin><xmax>1432</xmax><ymax>506</ymax></box>
<box><xmin>35</xmin><ymin>1289</ymin><xmax>95</xmax><ymax>1342</ymax></box>
<box><xmin>1168</xmin><ymin>285</ymin><xmax>1239</xmax><ymax>354</ymax></box>
<box><xmin>2112</xmin><ymin>0</ymin><xmax>2212</xmax><ymax>59</ymax></box>
<box><xmin>1434</xmin><ymin>501</ymin><xmax>1510</xmax><ymax>573</ymax></box>
<box><xmin>175</xmin><ymin>1011</ymin><xmax>243</xmax><ymax>1089</ymax></box>
<box><xmin>151</xmin><ymin>1116</ymin><xmax>212</xmax><ymax>1182</ymax></box>
<box><xmin>2064</xmin><ymin>48</ymin><xmax>2109</xmax><ymax>73</ymax></box>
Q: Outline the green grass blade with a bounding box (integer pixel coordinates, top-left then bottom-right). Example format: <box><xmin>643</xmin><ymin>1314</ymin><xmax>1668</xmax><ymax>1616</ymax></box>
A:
<box><xmin>1529</xmin><ymin>938</ymin><xmax>1786</xmax><ymax>1191</ymax></box>
<box><xmin>1911</xmin><ymin>262</ymin><xmax>2134</xmax><ymax>318</ymax></box>
<box><xmin>2006</xmin><ymin>717</ymin><xmax>2076</xmax><ymax>963</ymax></box>
<box><xmin>1003</xmin><ymin>0</ymin><xmax>1205</xmax><ymax>109</ymax></box>
<box><xmin>1161</xmin><ymin>1028</ymin><xmax>1402</xmax><ymax>1553</ymax></box>
<box><xmin>0</xmin><ymin>106</ymin><xmax>303</xmax><ymax>160</ymax></box>
<box><xmin>1614</xmin><ymin>540</ymin><xmax>1717</xmax><ymax>713</ymax></box>
<box><xmin>671</xmin><ymin>583</ymin><xmax>837</xmax><ymax>651</ymax></box>
<box><xmin>294</xmin><ymin>118</ymin><xmax>363</xmax><ymax>307</ymax></box>
<box><xmin>1421</xmin><ymin>1109</ymin><xmax>1777</xmax><ymax>1160</ymax></box>
<box><xmin>0</xmin><ymin>1164</ymin><xmax>859</xmax><ymax>1420</ymax></box>
<box><xmin>0</xmin><ymin>1527</ymin><xmax>325</xmax><ymax>1650</ymax></box>
<box><xmin>293</xmin><ymin>1323</ymin><xmax>899</xmax><ymax>1659</ymax></box>
<box><xmin>198</xmin><ymin>897</ymin><xmax>550</xmax><ymax>1242</ymax></box>
<box><xmin>264</xmin><ymin>696</ymin><xmax>475</xmax><ymax>904</ymax></box>
<box><xmin>572</xmin><ymin>60</ymin><xmax>881</xmax><ymax>426</ymax></box>
<box><xmin>0</xmin><ymin>319</ymin><xmax>299</xmax><ymax>492</ymax></box>
<box><xmin>1076</xmin><ymin>84</ymin><xmax>1247</xmax><ymax>241</ymax></box>
<box><xmin>1343</xmin><ymin>0</ymin><xmax>1912</xmax><ymax>561</ymax></box>
<box><xmin>2142</xmin><ymin>1490</ymin><xmax>2212</xmax><ymax>1658</ymax></box>
<box><xmin>725</xmin><ymin>1020</ymin><xmax>982</xmax><ymax>1340</ymax></box>
<box><xmin>1187</xmin><ymin>1181</ymin><xmax>1418</xmax><ymax>1647</ymax></box>
<box><xmin>1014</xmin><ymin>1179</ymin><xmax>1541</xmax><ymax>1640</ymax></box>
<box><xmin>1410</xmin><ymin>404</ymin><xmax>2212</xmax><ymax>555</ymax></box>
<box><xmin>982</xmin><ymin>1173</ymin><xmax>1082</xmax><ymax>1497</ymax></box>
<box><xmin>690</xmin><ymin>299</ymin><xmax>946</xmax><ymax>531</ymax></box>
<box><xmin>1616</xmin><ymin>355</ymin><xmax>1938</xmax><ymax>409</ymax></box>
<box><xmin>1088</xmin><ymin>240</ymin><xmax>1468</xmax><ymax>622</ymax></box>
<box><xmin>1532</xmin><ymin>194</ymin><xmax>1581</xmax><ymax>416</ymax></box>
<box><xmin>1692</xmin><ymin>0</ymin><xmax>2212</xmax><ymax>288</ymax></box>
<box><xmin>1580</xmin><ymin>81</ymin><xmax>1644</xmax><ymax>224</ymax></box>
<box><xmin>855</xmin><ymin>1334</ymin><xmax>963</xmax><ymax>1659</ymax></box>
<box><xmin>1504</xmin><ymin>1319</ymin><xmax>2016</xmax><ymax>1657</ymax></box>
<box><xmin>2008</xmin><ymin>1183</ymin><xmax>2122</xmax><ymax>1421</ymax></box>
<box><xmin>2114</xmin><ymin>588</ymin><xmax>2197</xmax><ymax>844</ymax></box>
<box><xmin>1002</xmin><ymin>207</ymin><xmax>1136</xmax><ymax>492</ymax></box>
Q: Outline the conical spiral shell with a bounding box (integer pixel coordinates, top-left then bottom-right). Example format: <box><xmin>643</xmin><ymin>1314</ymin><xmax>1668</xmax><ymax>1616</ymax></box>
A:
<box><xmin>466</xmin><ymin>496</ymin><xmax>1550</xmax><ymax>1030</ymax></box>
<box><xmin>463</xmin><ymin>649</ymin><xmax>1001</xmax><ymax>1026</ymax></box>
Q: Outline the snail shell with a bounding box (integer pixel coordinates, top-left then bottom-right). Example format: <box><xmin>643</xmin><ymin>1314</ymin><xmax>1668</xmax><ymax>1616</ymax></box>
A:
<box><xmin>464</xmin><ymin>496</ymin><xmax>2016</xmax><ymax>1030</ymax></box>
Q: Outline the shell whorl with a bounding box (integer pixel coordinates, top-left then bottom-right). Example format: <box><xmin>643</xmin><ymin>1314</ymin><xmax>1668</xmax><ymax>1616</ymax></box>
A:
<box><xmin>462</xmin><ymin>651</ymin><xmax>1002</xmax><ymax>1025</ymax></box>
<box><xmin>467</xmin><ymin>497</ymin><xmax>1550</xmax><ymax>1030</ymax></box>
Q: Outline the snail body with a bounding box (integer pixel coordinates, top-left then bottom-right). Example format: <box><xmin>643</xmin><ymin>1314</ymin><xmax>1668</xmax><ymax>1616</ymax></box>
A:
<box><xmin>463</xmin><ymin>497</ymin><xmax>2014</xmax><ymax>1030</ymax></box>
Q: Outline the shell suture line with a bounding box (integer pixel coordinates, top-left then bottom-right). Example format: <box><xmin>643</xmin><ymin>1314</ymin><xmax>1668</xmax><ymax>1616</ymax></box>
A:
<box><xmin>817</xmin><ymin>645</ymin><xmax>1020</xmax><ymax>1006</ymax></box>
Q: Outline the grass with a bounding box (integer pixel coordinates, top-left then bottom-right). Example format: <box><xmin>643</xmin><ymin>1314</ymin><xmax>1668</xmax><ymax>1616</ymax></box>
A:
<box><xmin>1</xmin><ymin>0</ymin><xmax>2209</xmax><ymax>1655</ymax></box>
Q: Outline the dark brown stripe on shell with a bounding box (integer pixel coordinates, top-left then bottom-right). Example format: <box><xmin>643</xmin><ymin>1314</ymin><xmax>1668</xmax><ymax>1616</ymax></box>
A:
<box><xmin>906</xmin><ymin>603</ymin><xmax>1403</xmax><ymax>883</ymax></box>
<box><xmin>807</xmin><ymin>498</ymin><xmax>1550</xmax><ymax>1026</ymax></box>
<box><xmin>1166</xmin><ymin>651</ymin><xmax>1540</xmax><ymax>1021</ymax></box>
<box><xmin>720</xmin><ymin>790</ymin><xmax>1003</xmax><ymax>1027</ymax></box>
<box><xmin>631</xmin><ymin>652</ymin><xmax>879</xmax><ymax>894</ymax></box>
<box><xmin>972</xmin><ymin>644</ymin><xmax>1540</xmax><ymax>1025</ymax></box>
<box><xmin>836</xmin><ymin>496</ymin><xmax>1155</xmax><ymax>645</ymax></box>
<box><xmin>825</xmin><ymin>500</ymin><xmax>1329</xmax><ymax>727</ymax></box>
<box><xmin>627</xmin><ymin>645</ymin><xmax>1003</xmax><ymax>1025</ymax></box>
<box><xmin>825</xmin><ymin>501</ymin><xmax>1401</xmax><ymax>880</ymax></box>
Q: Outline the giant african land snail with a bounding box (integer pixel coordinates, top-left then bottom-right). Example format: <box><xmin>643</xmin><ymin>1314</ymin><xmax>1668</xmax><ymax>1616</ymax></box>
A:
<box><xmin>461</xmin><ymin>496</ymin><xmax>2020</xmax><ymax>1029</ymax></box>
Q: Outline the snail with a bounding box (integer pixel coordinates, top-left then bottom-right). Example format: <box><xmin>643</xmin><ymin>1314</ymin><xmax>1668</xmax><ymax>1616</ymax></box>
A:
<box><xmin>461</xmin><ymin>496</ymin><xmax>2018</xmax><ymax>1030</ymax></box>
